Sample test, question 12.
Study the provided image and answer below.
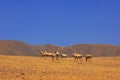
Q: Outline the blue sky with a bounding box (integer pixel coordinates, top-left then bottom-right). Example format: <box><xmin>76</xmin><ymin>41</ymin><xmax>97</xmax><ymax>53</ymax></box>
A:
<box><xmin>0</xmin><ymin>0</ymin><xmax>120</xmax><ymax>46</ymax></box>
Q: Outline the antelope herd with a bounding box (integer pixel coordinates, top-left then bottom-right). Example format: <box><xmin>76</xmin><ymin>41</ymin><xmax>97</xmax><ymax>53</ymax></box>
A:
<box><xmin>41</xmin><ymin>49</ymin><xmax>67</xmax><ymax>60</ymax></box>
<box><xmin>40</xmin><ymin>49</ymin><xmax>92</xmax><ymax>63</ymax></box>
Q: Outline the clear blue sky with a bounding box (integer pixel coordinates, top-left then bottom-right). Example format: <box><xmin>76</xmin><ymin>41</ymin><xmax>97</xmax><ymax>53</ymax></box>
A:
<box><xmin>0</xmin><ymin>0</ymin><xmax>120</xmax><ymax>46</ymax></box>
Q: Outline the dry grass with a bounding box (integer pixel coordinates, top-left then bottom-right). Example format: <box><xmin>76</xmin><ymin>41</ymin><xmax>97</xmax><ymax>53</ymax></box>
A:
<box><xmin>0</xmin><ymin>55</ymin><xmax>120</xmax><ymax>80</ymax></box>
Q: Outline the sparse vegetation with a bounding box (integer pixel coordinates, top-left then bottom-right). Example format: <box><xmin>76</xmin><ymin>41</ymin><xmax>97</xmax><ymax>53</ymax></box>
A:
<box><xmin>1</xmin><ymin>55</ymin><xmax>120</xmax><ymax>80</ymax></box>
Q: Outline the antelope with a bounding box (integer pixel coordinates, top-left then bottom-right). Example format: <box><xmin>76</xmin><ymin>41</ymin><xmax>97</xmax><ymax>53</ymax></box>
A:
<box><xmin>86</xmin><ymin>54</ymin><xmax>92</xmax><ymax>62</ymax></box>
<box><xmin>55</xmin><ymin>50</ymin><xmax>60</xmax><ymax>60</ymax></box>
<box><xmin>40</xmin><ymin>49</ymin><xmax>60</xmax><ymax>61</ymax></box>
<box><xmin>60</xmin><ymin>47</ymin><xmax>67</xmax><ymax>59</ymax></box>
<box><xmin>72</xmin><ymin>53</ymin><xmax>83</xmax><ymax>63</ymax></box>
<box><xmin>41</xmin><ymin>50</ymin><xmax>51</xmax><ymax>57</ymax></box>
<box><xmin>60</xmin><ymin>53</ymin><xmax>67</xmax><ymax>59</ymax></box>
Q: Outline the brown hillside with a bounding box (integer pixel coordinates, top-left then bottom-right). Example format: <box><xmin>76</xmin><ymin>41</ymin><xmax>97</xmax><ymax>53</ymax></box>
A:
<box><xmin>66</xmin><ymin>44</ymin><xmax>120</xmax><ymax>56</ymax></box>
<box><xmin>0</xmin><ymin>40</ymin><xmax>38</xmax><ymax>56</ymax></box>
<box><xmin>0</xmin><ymin>40</ymin><xmax>120</xmax><ymax>56</ymax></box>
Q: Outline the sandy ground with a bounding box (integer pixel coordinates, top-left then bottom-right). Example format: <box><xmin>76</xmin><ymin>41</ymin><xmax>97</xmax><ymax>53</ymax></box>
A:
<box><xmin>0</xmin><ymin>55</ymin><xmax>120</xmax><ymax>80</ymax></box>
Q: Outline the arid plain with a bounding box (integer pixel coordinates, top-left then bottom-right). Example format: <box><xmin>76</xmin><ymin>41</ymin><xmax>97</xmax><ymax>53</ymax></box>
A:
<box><xmin>0</xmin><ymin>55</ymin><xmax>120</xmax><ymax>80</ymax></box>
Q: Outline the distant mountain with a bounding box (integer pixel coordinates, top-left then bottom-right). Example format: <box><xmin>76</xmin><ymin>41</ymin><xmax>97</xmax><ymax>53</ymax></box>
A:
<box><xmin>0</xmin><ymin>40</ymin><xmax>38</xmax><ymax>56</ymax></box>
<box><xmin>0</xmin><ymin>40</ymin><xmax>120</xmax><ymax>57</ymax></box>
<box><xmin>66</xmin><ymin>44</ymin><xmax>120</xmax><ymax>56</ymax></box>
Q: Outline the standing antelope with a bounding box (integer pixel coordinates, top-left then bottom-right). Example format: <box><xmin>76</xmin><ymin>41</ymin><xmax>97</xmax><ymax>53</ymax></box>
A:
<box><xmin>55</xmin><ymin>49</ymin><xmax>60</xmax><ymax>60</ymax></box>
<box><xmin>60</xmin><ymin>53</ymin><xmax>67</xmax><ymax>59</ymax></box>
<box><xmin>40</xmin><ymin>49</ymin><xmax>60</xmax><ymax>61</ymax></box>
<box><xmin>86</xmin><ymin>54</ymin><xmax>92</xmax><ymax>62</ymax></box>
<box><xmin>72</xmin><ymin>53</ymin><xmax>83</xmax><ymax>63</ymax></box>
<box><xmin>41</xmin><ymin>50</ymin><xmax>54</xmax><ymax>60</ymax></box>
<box><xmin>60</xmin><ymin>47</ymin><xmax>67</xmax><ymax>59</ymax></box>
